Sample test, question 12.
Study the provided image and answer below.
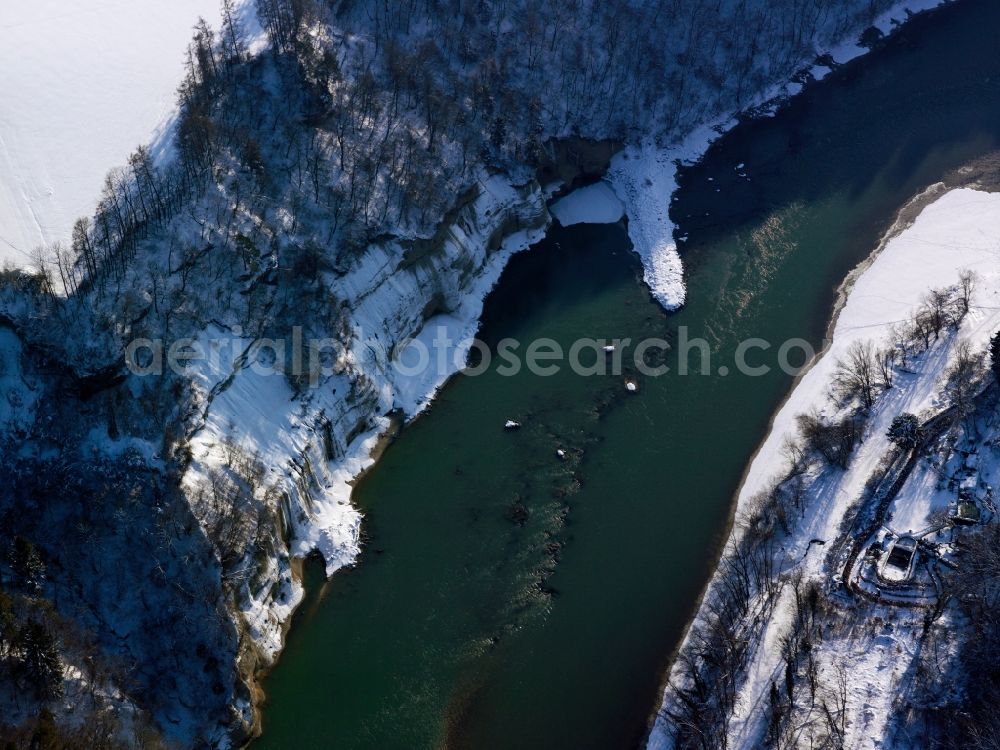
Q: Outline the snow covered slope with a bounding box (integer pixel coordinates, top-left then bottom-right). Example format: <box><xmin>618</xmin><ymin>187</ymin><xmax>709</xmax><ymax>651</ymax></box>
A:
<box><xmin>0</xmin><ymin>0</ymin><xmax>226</xmax><ymax>265</ymax></box>
<box><xmin>649</xmin><ymin>187</ymin><xmax>1000</xmax><ymax>749</ymax></box>
<box><xmin>740</xmin><ymin>188</ymin><xmax>1000</xmax><ymax>506</ymax></box>
<box><xmin>180</xmin><ymin>171</ymin><xmax>548</xmax><ymax>666</ymax></box>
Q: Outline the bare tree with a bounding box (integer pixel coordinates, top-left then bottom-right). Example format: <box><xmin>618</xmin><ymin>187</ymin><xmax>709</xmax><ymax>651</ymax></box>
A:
<box><xmin>957</xmin><ymin>269</ymin><xmax>978</xmax><ymax>317</ymax></box>
<box><xmin>945</xmin><ymin>340</ymin><xmax>985</xmax><ymax>435</ymax></box>
<box><xmin>877</xmin><ymin>345</ymin><xmax>895</xmax><ymax>390</ymax></box>
<box><xmin>220</xmin><ymin>0</ymin><xmax>245</xmax><ymax>64</ymax></box>
<box><xmin>924</xmin><ymin>288</ymin><xmax>952</xmax><ymax>340</ymax></box>
<box><xmin>833</xmin><ymin>340</ymin><xmax>880</xmax><ymax>409</ymax></box>
<box><xmin>28</xmin><ymin>245</ymin><xmax>54</xmax><ymax>296</ymax></box>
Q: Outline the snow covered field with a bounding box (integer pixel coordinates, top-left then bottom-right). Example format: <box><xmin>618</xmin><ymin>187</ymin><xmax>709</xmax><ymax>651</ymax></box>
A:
<box><xmin>0</xmin><ymin>0</ymin><xmax>228</xmax><ymax>265</ymax></box>
<box><xmin>649</xmin><ymin>188</ymin><xmax>1000</xmax><ymax>749</ymax></box>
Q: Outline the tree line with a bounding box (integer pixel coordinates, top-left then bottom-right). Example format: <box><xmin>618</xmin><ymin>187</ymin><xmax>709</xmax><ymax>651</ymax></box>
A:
<box><xmin>31</xmin><ymin>0</ymin><xmax>902</xmax><ymax>298</ymax></box>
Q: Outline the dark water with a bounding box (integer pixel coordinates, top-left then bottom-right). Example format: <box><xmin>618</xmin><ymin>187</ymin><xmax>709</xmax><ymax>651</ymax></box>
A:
<box><xmin>255</xmin><ymin>1</ymin><xmax>1000</xmax><ymax>748</ymax></box>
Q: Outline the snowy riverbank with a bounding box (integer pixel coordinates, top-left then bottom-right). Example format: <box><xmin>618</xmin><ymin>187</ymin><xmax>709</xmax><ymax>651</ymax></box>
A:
<box><xmin>551</xmin><ymin>0</ymin><xmax>952</xmax><ymax>311</ymax></box>
<box><xmin>217</xmin><ymin>0</ymin><xmax>955</xmax><ymax>730</ymax></box>
<box><xmin>648</xmin><ymin>188</ymin><xmax>1000</xmax><ymax>748</ymax></box>
<box><xmin>181</xmin><ymin>172</ymin><xmax>549</xmax><ymax>671</ymax></box>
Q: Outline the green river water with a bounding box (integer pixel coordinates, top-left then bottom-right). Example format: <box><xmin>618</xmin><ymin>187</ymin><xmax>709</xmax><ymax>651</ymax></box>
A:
<box><xmin>256</xmin><ymin>1</ymin><xmax>1000</xmax><ymax>748</ymax></box>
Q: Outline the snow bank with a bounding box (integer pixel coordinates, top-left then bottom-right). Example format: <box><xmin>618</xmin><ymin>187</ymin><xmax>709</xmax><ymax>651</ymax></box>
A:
<box><xmin>549</xmin><ymin>182</ymin><xmax>624</xmax><ymax>226</ymax></box>
<box><xmin>608</xmin><ymin>0</ymin><xmax>949</xmax><ymax>313</ymax></box>
<box><xmin>827</xmin><ymin>0</ymin><xmax>946</xmax><ymax>65</ymax></box>
<box><xmin>648</xmin><ymin>187</ymin><xmax>1000</xmax><ymax>750</ymax></box>
<box><xmin>0</xmin><ymin>0</ymin><xmax>229</xmax><ymax>265</ymax></box>
<box><xmin>741</xmin><ymin>188</ymin><xmax>1000</xmax><ymax>505</ymax></box>
<box><xmin>607</xmin><ymin>130</ymin><xmax>711</xmax><ymax>310</ymax></box>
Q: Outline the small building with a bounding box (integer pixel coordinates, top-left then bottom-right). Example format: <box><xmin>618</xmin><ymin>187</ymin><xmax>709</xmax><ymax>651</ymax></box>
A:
<box><xmin>953</xmin><ymin>473</ymin><xmax>982</xmax><ymax>525</ymax></box>
<box><xmin>953</xmin><ymin>499</ymin><xmax>981</xmax><ymax>526</ymax></box>
<box><xmin>959</xmin><ymin>475</ymin><xmax>978</xmax><ymax>498</ymax></box>
<box><xmin>880</xmin><ymin>536</ymin><xmax>917</xmax><ymax>583</ymax></box>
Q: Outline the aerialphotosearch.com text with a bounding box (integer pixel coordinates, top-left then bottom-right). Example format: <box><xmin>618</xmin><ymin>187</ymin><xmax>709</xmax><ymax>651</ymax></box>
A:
<box><xmin>124</xmin><ymin>325</ymin><xmax>819</xmax><ymax>385</ymax></box>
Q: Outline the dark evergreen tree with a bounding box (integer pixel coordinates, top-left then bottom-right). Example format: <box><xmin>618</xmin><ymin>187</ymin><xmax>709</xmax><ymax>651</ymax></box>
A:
<box><xmin>990</xmin><ymin>330</ymin><xmax>1000</xmax><ymax>382</ymax></box>
<box><xmin>886</xmin><ymin>413</ymin><xmax>922</xmax><ymax>449</ymax></box>
<box><xmin>16</xmin><ymin>621</ymin><xmax>63</xmax><ymax>700</ymax></box>
<box><xmin>28</xmin><ymin>708</ymin><xmax>60</xmax><ymax>750</ymax></box>
<box><xmin>8</xmin><ymin>538</ymin><xmax>45</xmax><ymax>594</ymax></box>
<box><xmin>490</xmin><ymin>114</ymin><xmax>507</xmax><ymax>152</ymax></box>
<box><xmin>0</xmin><ymin>589</ymin><xmax>13</xmax><ymax>658</ymax></box>
<box><xmin>220</xmin><ymin>0</ymin><xmax>245</xmax><ymax>64</ymax></box>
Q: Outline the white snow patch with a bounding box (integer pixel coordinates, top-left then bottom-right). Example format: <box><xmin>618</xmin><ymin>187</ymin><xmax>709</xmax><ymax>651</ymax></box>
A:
<box><xmin>0</xmin><ymin>0</ymin><xmax>238</xmax><ymax>264</ymax></box>
<box><xmin>549</xmin><ymin>181</ymin><xmax>624</xmax><ymax>226</ymax></box>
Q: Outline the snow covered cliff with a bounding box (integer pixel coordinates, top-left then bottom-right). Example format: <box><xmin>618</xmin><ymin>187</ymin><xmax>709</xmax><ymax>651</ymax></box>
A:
<box><xmin>182</xmin><ymin>172</ymin><xmax>549</xmax><ymax>678</ymax></box>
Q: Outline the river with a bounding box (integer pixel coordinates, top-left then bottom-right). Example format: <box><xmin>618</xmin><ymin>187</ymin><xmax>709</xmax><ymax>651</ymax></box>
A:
<box><xmin>255</xmin><ymin>1</ymin><xmax>1000</xmax><ymax>748</ymax></box>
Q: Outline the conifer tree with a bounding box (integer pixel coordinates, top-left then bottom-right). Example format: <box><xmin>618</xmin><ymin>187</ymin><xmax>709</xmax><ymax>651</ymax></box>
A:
<box><xmin>16</xmin><ymin>621</ymin><xmax>63</xmax><ymax>700</ymax></box>
<box><xmin>8</xmin><ymin>537</ymin><xmax>45</xmax><ymax>594</ymax></box>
